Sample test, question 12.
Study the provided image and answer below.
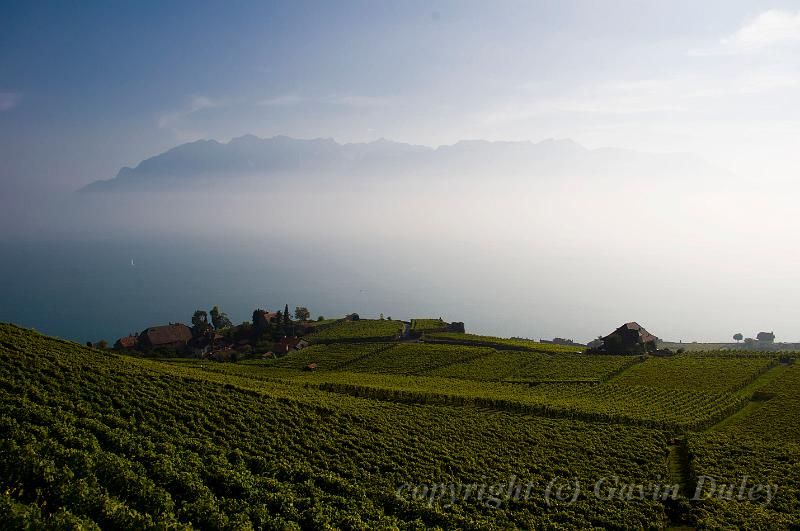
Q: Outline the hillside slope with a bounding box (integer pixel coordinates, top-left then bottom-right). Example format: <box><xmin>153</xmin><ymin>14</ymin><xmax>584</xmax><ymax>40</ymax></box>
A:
<box><xmin>0</xmin><ymin>323</ymin><xmax>671</xmax><ymax>528</ymax></box>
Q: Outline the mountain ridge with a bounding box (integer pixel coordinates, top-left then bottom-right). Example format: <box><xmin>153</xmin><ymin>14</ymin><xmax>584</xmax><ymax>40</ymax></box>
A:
<box><xmin>79</xmin><ymin>135</ymin><xmax>726</xmax><ymax>192</ymax></box>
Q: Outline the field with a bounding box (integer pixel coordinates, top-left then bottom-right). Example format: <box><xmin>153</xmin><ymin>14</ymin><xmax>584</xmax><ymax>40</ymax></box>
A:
<box><xmin>2</xmin><ymin>322</ymin><xmax>799</xmax><ymax>529</ymax></box>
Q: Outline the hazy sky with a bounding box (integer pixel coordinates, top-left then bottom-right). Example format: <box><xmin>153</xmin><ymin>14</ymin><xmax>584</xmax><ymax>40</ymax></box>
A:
<box><xmin>3</xmin><ymin>2</ymin><xmax>800</xmax><ymax>343</ymax></box>
<box><xmin>2</xmin><ymin>0</ymin><xmax>800</xmax><ymax>193</ymax></box>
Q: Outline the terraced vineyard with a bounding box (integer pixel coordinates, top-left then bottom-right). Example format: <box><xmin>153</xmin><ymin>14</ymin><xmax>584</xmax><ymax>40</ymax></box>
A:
<box><xmin>270</xmin><ymin>342</ymin><xmax>392</xmax><ymax>370</ymax></box>
<box><xmin>295</xmin><ymin>371</ymin><xmax>748</xmax><ymax>431</ymax></box>
<box><xmin>424</xmin><ymin>332</ymin><xmax>584</xmax><ymax>353</ymax></box>
<box><xmin>343</xmin><ymin>343</ymin><xmax>493</xmax><ymax>374</ymax></box>
<box><xmin>410</xmin><ymin>318</ymin><xmax>447</xmax><ymax>332</ymax></box>
<box><xmin>505</xmin><ymin>354</ymin><xmax>641</xmax><ymax>383</ymax></box>
<box><xmin>687</xmin><ymin>433</ymin><xmax>800</xmax><ymax>528</ymax></box>
<box><xmin>424</xmin><ymin>351</ymin><xmax>640</xmax><ymax>383</ymax></box>
<box><xmin>713</xmin><ymin>362</ymin><xmax>800</xmax><ymax>444</ymax></box>
<box><xmin>423</xmin><ymin>350</ymin><xmax>540</xmax><ymax>380</ymax></box>
<box><xmin>613</xmin><ymin>355</ymin><xmax>776</xmax><ymax>392</ymax></box>
<box><xmin>2</xmin><ymin>322</ymin><xmax>798</xmax><ymax>529</ymax></box>
<box><xmin>304</xmin><ymin>319</ymin><xmax>405</xmax><ymax>343</ymax></box>
<box><xmin>0</xmin><ymin>324</ymin><xmax>670</xmax><ymax>529</ymax></box>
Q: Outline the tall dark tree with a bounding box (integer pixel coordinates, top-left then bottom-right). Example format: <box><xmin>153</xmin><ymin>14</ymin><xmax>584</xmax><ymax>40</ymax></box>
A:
<box><xmin>210</xmin><ymin>305</ymin><xmax>233</xmax><ymax>330</ymax></box>
<box><xmin>192</xmin><ymin>310</ymin><xmax>210</xmax><ymax>332</ymax></box>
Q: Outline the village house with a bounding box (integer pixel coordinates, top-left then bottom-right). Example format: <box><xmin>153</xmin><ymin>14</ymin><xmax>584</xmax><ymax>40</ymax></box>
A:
<box><xmin>187</xmin><ymin>331</ymin><xmax>222</xmax><ymax>358</ymax></box>
<box><xmin>597</xmin><ymin>322</ymin><xmax>658</xmax><ymax>355</ymax></box>
<box><xmin>138</xmin><ymin>323</ymin><xmax>193</xmax><ymax>351</ymax></box>
<box><xmin>253</xmin><ymin>310</ymin><xmax>280</xmax><ymax>330</ymax></box>
<box><xmin>276</xmin><ymin>336</ymin><xmax>309</xmax><ymax>353</ymax></box>
<box><xmin>113</xmin><ymin>335</ymin><xmax>139</xmax><ymax>350</ymax></box>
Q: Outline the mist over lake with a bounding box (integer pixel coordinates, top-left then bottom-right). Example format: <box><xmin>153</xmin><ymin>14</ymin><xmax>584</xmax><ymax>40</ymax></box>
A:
<box><xmin>3</xmin><ymin>135</ymin><xmax>800</xmax><ymax>344</ymax></box>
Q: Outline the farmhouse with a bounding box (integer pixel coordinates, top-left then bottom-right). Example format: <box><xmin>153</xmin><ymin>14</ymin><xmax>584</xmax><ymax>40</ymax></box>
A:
<box><xmin>138</xmin><ymin>323</ymin><xmax>193</xmax><ymax>351</ymax></box>
<box><xmin>599</xmin><ymin>322</ymin><xmax>657</xmax><ymax>355</ymax></box>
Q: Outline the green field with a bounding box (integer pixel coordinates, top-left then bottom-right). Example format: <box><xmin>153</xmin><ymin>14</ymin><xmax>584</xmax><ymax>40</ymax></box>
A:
<box><xmin>2</xmin><ymin>322</ymin><xmax>799</xmax><ymax>529</ymax></box>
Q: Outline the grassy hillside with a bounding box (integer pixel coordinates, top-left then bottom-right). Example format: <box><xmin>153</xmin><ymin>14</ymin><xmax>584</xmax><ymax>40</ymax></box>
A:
<box><xmin>2</xmin><ymin>323</ymin><xmax>798</xmax><ymax>529</ymax></box>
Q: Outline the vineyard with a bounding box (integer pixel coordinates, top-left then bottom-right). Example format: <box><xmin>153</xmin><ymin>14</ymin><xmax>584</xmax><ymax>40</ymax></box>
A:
<box><xmin>1</xmin><ymin>324</ymin><xmax>670</xmax><ymax>529</ymax></box>
<box><xmin>409</xmin><ymin>318</ymin><xmax>447</xmax><ymax>333</ymax></box>
<box><xmin>687</xmin><ymin>433</ymin><xmax>799</xmax><ymax>528</ymax></box>
<box><xmin>304</xmin><ymin>319</ymin><xmax>405</xmax><ymax>343</ymax></box>
<box><xmin>423</xmin><ymin>350</ymin><xmax>540</xmax><ymax>380</ymax></box>
<box><xmin>298</xmin><ymin>372</ymin><xmax>749</xmax><ymax>431</ymax></box>
<box><xmin>613</xmin><ymin>355</ymin><xmax>776</xmax><ymax>392</ymax></box>
<box><xmin>341</xmin><ymin>343</ymin><xmax>493</xmax><ymax>375</ymax></box>
<box><xmin>712</xmin><ymin>363</ymin><xmax>800</xmax><ymax>444</ymax></box>
<box><xmin>423</xmin><ymin>332</ymin><xmax>584</xmax><ymax>353</ymax></box>
<box><xmin>505</xmin><ymin>354</ymin><xmax>641</xmax><ymax>383</ymax></box>
<box><xmin>269</xmin><ymin>343</ymin><xmax>392</xmax><ymax>370</ymax></box>
<box><xmin>1</xmin><ymin>322</ymin><xmax>799</xmax><ymax>529</ymax></box>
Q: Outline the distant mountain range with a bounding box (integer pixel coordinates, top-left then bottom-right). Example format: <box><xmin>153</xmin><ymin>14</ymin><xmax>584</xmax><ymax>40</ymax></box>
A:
<box><xmin>79</xmin><ymin>135</ymin><xmax>728</xmax><ymax>192</ymax></box>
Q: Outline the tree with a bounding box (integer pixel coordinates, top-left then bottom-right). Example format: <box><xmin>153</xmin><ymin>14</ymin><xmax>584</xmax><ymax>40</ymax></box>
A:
<box><xmin>210</xmin><ymin>305</ymin><xmax>233</xmax><ymax>330</ymax></box>
<box><xmin>294</xmin><ymin>307</ymin><xmax>311</xmax><ymax>321</ymax></box>
<box><xmin>317</xmin><ymin>315</ymin><xmax>325</xmax><ymax>321</ymax></box>
<box><xmin>283</xmin><ymin>304</ymin><xmax>291</xmax><ymax>326</ymax></box>
<box><xmin>757</xmin><ymin>331</ymin><xmax>775</xmax><ymax>343</ymax></box>
<box><xmin>96</xmin><ymin>339</ymin><xmax>108</xmax><ymax>349</ymax></box>
<box><xmin>733</xmin><ymin>333</ymin><xmax>743</xmax><ymax>343</ymax></box>
<box><xmin>379</xmin><ymin>313</ymin><xmax>385</xmax><ymax>320</ymax></box>
<box><xmin>192</xmin><ymin>310</ymin><xmax>210</xmax><ymax>332</ymax></box>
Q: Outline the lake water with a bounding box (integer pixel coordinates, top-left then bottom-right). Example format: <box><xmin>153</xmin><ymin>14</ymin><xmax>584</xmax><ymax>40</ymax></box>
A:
<box><xmin>0</xmin><ymin>237</ymin><xmax>493</xmax><ymax>344</ymax></box>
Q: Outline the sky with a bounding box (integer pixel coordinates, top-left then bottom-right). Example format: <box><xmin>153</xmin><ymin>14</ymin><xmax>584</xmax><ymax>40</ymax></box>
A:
<box><xmin>2</xmin><ymin>1</ymin><xmax>800</xmax><ymax>343</ymax></box>
<box><xmin>2</xmin><ymin>0</ymin><xmax>800</xmax><ymax>194</ymax></box>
